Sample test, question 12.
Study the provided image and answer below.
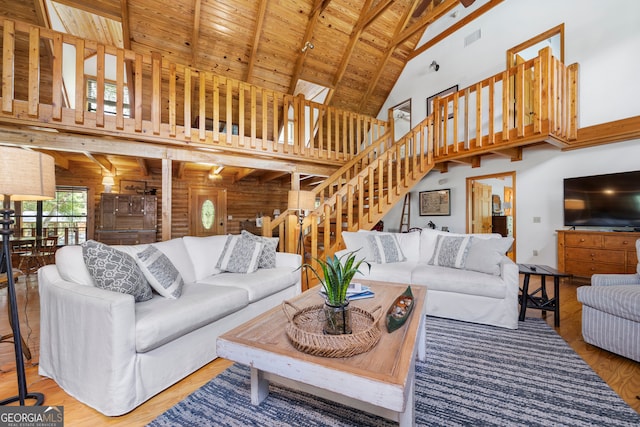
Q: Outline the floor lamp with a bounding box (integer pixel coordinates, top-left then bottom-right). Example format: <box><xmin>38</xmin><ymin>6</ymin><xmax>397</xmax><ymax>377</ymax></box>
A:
<box><xmin>0</xmin><ymin>147</ymin><xmax>55</xmax><ymax>406</ymax></box>
<box><xmin>287</xmin><ymin>190</ymin><xmax>316</xmax><ymax>258</ymax></box>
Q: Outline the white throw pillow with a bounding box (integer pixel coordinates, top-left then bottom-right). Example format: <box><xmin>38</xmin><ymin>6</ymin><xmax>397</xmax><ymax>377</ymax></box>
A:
<box><xmin>342</xmin><ymin>231</ymin><xmax>375</xmax><ymax>261</ymax></box>
<box><xmin>464</xmin><ymin>236</ymin><xmax>514</xmax><ymax>275</ymax></box>
<box><xmin>135</xmin><ymin>245</ymin><xmax>184</xmax><ymax>298</ymax></box>
<box><xmin>428</xmin><ymin>235</ymin><xmax>472</xmax><ymax>269</ymax></box>
<box><xmin>216</xmin><ymin>235</ymin><xmax>263</xmax><ymax>274</ymax></box>
<box><xmin>81</xmin><ymin>240</ymin><xmax>152</xmax><ymax>302</ymax></box>
<box><xmin>241</xmin><ymin>230</ymin><xmax>279</xmax><ymax>269</ymax></box>
<box><xmin>367</xmin><ymin>234</ymin><xmax>406</xmax><ymax>264</ymax></box>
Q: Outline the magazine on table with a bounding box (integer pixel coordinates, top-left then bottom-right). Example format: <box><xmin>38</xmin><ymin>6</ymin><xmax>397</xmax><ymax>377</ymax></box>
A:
<box><xmin>319</xmin><ymin>282</ymin><xmax>374</xmax><ymax>300</ymax></box>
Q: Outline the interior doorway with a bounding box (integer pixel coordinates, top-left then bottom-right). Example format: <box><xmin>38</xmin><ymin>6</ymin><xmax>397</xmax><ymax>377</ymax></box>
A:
<box><xmin>466</xmin><ymin>171</ymin><xmax>516</xmax><ymax>260</ymax></box>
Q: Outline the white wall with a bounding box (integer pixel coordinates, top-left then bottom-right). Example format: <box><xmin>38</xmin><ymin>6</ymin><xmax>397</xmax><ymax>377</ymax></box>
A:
<box><xmin>378</xmin><ymin>0</ymin><xmax>640</xmax><ymax>268</ymax></box>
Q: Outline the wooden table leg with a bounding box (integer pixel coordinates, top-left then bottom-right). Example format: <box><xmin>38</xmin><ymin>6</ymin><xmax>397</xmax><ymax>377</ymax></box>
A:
<box><xmin>553</xmin><ymin>276</ymin><xmax>560</xmax><ymax>327</ymax></box>
<box><xmin>519</xmin><ymin>273</ymin><xmax>530</xmax><ymax>321</ymax></box>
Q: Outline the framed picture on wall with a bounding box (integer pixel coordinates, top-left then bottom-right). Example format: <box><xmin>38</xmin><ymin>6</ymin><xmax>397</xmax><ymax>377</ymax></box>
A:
<box><xmin>426</xmin><ymin>85</ymin><xmax>458</xmax><ymax>118</ymax></box>
<box><xmin>419</xmin><ymin>189</ymin><xmax>451</xmax><ymax>216</ymax></box>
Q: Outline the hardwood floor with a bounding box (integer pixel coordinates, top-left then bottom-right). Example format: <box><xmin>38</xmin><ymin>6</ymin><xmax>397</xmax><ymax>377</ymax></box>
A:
<box><xmin>0</xmin><ymin>273</ymin><xmax>638</xmax><ymax>425</ymax></box>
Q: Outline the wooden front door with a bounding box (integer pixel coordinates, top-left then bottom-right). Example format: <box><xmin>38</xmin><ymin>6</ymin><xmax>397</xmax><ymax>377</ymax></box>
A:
<box><xmin>189</xmin><ymin>187</ymin><xmax>227</xmax><ymax>236</ymax></box>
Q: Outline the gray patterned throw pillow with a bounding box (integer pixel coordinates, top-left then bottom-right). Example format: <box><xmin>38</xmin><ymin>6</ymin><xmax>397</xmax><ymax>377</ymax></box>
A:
<box><xmin>216</xmin><ymin>235</ymin><xmax>263</xmax><ymax>273</ymax></box>
<box><xmin>241</xmin><ymin>230</ymin><xmax>278</xmax><ymax>269</ymax></box>
<box><xmin>135</xmin><ymin>245</ymin><xmax>184</xmax><ymax>299</ymax></box>
<box><xmin>367</xmin><ymin>234</ymin><xmax>406</xmax><ymax>264</ymax></box>
<box><xmin>82</xmin><ymin>240</ymin><xmax>152</xmax><ymax>302</ymax></box>
<box><xmin>428</xmin><ymin>235</ymin><xmax>472</xmax><ymax>269</ymax></box>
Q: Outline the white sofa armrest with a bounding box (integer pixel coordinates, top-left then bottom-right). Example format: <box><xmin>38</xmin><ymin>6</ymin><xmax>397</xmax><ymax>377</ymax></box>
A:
<box><xmin>38</xmin><ymin>265</ymin><xmax>138</xmax><ymax>414</ymax></box>
<box><xmin>275</xmin><ymin>252</ymin><xmax>302</xmax><ymax>269</ymax></box>
<box><xmin>591</xmin><ymin>273</ymin><xmax>640</xmax><ymax>287</ymax></box>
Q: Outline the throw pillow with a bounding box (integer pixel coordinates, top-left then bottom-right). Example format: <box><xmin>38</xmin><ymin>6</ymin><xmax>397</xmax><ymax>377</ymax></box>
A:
<box><xmin>367</xmin><ymin>234</ymin><xmax>406</xmax><ymax>264</ymax></box>
<box><xmin>135</xmin><ymin>245</ymin><xmax>184</xmax><ymax>298</ymax></box>
<box><xmin>428</xmin><ymin>235</ymin><xmax>472</xmax><ymax>269</ymax></box>
<box><xmin>241</xmin><ymin>230</ymin><xmax>279</xmax><ymax>269</ymax></box>
<box><xmin>81</xmin><ymin>240</ymin><xmax>152</xmax><ymax>302</ymax></box>
<box><xmin>464</xmin><ymin>236</ymin><xmax>514</xmax><ymax>275</ymax></box>
<box><xmin>216</xmin><ymin>235</ymin><xmax>263</xmax><ymax>274</ymax></box>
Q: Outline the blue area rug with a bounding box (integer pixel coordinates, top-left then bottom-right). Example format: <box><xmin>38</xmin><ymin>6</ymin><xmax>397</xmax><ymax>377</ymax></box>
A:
<box><xmin>148</xmin><ymin>317</ymin><xmax>639</xmax><ymax>426</ymax></box>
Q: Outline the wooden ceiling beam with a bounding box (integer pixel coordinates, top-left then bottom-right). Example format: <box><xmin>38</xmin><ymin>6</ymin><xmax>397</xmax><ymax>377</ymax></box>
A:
<box><xmin>324</xmin><ymin>0</ymin><xmax>375</xmax><ymax>105</ymax></box>
<box><xmin>287</xmin><ymin>0</ymin><xmax>331</xmax><ymax>94</ymax></box>
<box><xmin>137</xmin><ymin>158</ymin><xmax>149</xmax><ymax>176</ymax></box>
<box><xmin>41</xmin><ymin>149</ymin><xmax>70</xmax><ymax>170</ymax></box>
<box><xmin>409</xmin><ymin>0</ymin><xmax>505</xmax><ymax>60</ymax></box>
<box><xmin>392</xmin><ymin>0</ymin><xmax>458</xmax><ymax>48</ymax></box>
<box><xmin>450</xmin><ymin>155</ymin><xmax>481</xmax><ymax>168</ymax></box>
<box><xmin>176</xmin><ymin>161</ymin><xmax>186</xmax><ymax>179</ymax></box>
<box><xmin>190</xmin><ymin>0</ymin><xmax>202</xmax><ymax>67</ymax></box>
<box><xmin>84</xmin><ymin>152</ymin><xmax>115</xmax><ymax>174</ymax></box>
<box><xmin>232</xmin><ymin>168</ymin><xmax>256</xmax><ymax>184</ymax></box>
<box><xmin>490</xmin><ymin>146</ymin><xmax>523</xmax><ymax>162</ymax></box>
<box><xmin>358</xmin><ymin>2</ymin><xmax>417</xmax><ymax>112</ymax></box>
<box><xmin>245</xmin><ymin>0</ymin><xmax>268</xmax><ymax>83</ymax></box>
<box><xmin>259</xmin><ymin>170</ymin><xmax>288</xmax><ymax>184</ymax></box>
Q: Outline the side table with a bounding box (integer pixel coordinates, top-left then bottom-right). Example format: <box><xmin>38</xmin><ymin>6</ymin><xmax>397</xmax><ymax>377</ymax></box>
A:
<box><xmin>518</xmin><ymin>264</ymin><xmax>571</xmax><ymax>327</ymax></box>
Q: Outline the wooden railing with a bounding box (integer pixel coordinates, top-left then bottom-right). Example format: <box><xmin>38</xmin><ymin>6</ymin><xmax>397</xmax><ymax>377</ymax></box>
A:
<box><xmin>262</xmin><ymin>47</ymin><xmax>578</xmax><ymax>283</ymax></box>
<box><xmin>430</xmin><ymin>47</ymin><xmax>578</xmax><ymax>160</ymax></box>
<box><xmin>0</xmin><ymin>19</ymin><xmax>387</xmax><ymax>164</ymax></box>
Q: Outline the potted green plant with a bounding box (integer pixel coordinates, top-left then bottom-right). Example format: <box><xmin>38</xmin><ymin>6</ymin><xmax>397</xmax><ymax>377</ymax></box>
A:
<box><xmin>304</xmin><ymin>250</ymin><xmax>370</xmax><ymax>335</ymax></box>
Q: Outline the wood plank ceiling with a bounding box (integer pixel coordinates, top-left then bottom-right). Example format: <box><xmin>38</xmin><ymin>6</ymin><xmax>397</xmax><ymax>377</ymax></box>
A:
<box><xmin>2</xmin><ymin>0</ymin><xmax>489</xmax><ymax>182</ymax></box>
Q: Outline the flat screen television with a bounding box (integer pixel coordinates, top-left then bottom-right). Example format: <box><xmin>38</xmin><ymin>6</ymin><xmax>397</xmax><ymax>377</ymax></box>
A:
<box><xmin>563</xmin><ymin>170</ymin><xmax>640</xmax><ymax>228</ymax></box>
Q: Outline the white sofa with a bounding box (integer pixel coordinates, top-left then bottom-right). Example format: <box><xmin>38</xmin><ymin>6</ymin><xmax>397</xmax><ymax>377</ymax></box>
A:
<box><xmin>336</xmin><ymin>229</ymin><xmax>519</xmax><ymax>329</ymax></box>
<box><xmin>37</xmin><ymin>235</ymin><xmax>301</xmax><ymax>416</ymax></box>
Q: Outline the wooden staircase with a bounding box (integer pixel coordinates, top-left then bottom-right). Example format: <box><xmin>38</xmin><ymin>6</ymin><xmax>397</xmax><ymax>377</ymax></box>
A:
<box><xmin>262</xmin><ymin>115</ymin><xmax>436</xmax><ymax>289</ymax></box>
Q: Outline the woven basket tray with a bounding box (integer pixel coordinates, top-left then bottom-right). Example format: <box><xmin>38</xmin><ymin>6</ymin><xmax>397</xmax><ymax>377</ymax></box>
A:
<box><xmin>282</xmin><ymin>300</ymin><xmax>383</xmax><ymax>358</ymax></box>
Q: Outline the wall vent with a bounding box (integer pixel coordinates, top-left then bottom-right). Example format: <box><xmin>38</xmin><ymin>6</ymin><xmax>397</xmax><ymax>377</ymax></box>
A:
<box><xmin>464</xmin><ymin>29</ymin><xmax>481</xmax><ymax>47</ymax></box>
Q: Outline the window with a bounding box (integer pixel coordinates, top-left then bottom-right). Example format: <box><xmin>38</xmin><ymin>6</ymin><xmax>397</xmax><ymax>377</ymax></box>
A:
<box><xmin>18</xmin><ymin>187</ymin><xmax>88</xmax><ymax>245</ymax></box>
<box><xmin>86</xmin><ymin>78</ymin><xmax>130</xmax><ymax>117</ymax></box>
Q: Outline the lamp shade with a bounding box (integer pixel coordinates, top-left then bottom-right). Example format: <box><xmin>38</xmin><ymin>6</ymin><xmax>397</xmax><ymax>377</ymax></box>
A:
<box><xmin>0</xmin><ymin>147</ymin><xmax>55</xmax><ymax>200</ymax></box>
<box><xmin>102</xmin><ymin>176</ymin><xmax>115</xmax><ymax>186</ymax></box>
<box><xmin>288</xmin><ymin>190</ymin><xmax>316</xmax><ymax>212</ymax></box>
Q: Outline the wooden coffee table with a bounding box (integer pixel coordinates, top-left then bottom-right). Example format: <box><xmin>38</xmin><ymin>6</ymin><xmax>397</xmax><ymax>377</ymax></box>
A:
<box><xmin>217</xmin><ymin>280</ymin><xmax>427</xmax><ymax>426</ymax></box>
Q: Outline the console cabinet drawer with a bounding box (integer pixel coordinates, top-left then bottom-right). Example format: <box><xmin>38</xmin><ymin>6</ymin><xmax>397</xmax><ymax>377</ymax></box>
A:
<box><xmin>604</xmin><ymin>235</ymin><xmax>637</xmax><ymax>250</ymax></box>
<box><xmin>564</xmin><ymin>234</ymin><xmax>603</xmax><ymax>248</ymax></box>
<box><xmin>565</xmin><ymin>261</ymin><xmax>628</xmax><ymax>277</ymax></box>
<box><xmin>565</xmin><ymin>248</ymin><xmax>625</xmax><ymax>264</ymax></box>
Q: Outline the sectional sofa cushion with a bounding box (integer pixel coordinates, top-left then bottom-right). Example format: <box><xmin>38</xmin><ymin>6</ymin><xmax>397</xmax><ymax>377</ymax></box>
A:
<box><xmin>241</xmin><ymin>230</ymin><xmax>279</xmax><ymax>269</ymax></box>
<box><xmin>82</xmin><ymin>240</ymin><xmax>153</xmax><ymax>302</ymax></box>
<box><xmin>135</xmin><ymin>245</ymin><xmax>184</xmax><ymax>299</ymax></box>
<box><xmin>428</xmin><ymin>235</ymin><xmax>472</xmax><ymax>268</ymax></box>
<box><xmin>134</xmin><ymin>283</ymin><xmax>249</xmax><ymax>352</ymax></box>
<box><xmin>411</xmin><ymin>264</ymin><xmax>508</xmax><ymax>299</ymax></box>
<box><xmin>464</xmin><ymin>236</ymin><xmax>514</xmax><ymax>275</ymax></box>
<box><xmin>182</xmin><ymin>235</ymin><xmax>227</xmax><ymax>280</ymax></box>
<box><xmin>367</xmin><ymin>233</ymin><xmax>406</xmax><ymax>263</ymax></box>
<box><xmin>198</xmin><ymin>267</ymin><xmax>299</xmax><ymax>303</ymax></box>
<box><xmin>216</xmin><ymin>235</ymin><xmax>263</xmax><ymax>273</ymax></box>
<box><xmin>55</xmin><ymin>245</ymin><xmax>95</xmax><ymax>286</ymax></box>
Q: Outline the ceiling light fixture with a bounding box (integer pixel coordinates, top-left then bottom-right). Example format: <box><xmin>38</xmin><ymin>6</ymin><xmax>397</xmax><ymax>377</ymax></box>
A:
<box><xmin>301</xmin><ymin>41</ymin><xmax>314</xmax><ymax>53</ymax></box>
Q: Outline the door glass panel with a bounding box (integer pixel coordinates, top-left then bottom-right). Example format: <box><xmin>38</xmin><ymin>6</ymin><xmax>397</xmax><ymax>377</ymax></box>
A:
<box><xmin>201</xmin><ymin>199</ymin><xmax>215</xmax><ymax>230</ymax></box>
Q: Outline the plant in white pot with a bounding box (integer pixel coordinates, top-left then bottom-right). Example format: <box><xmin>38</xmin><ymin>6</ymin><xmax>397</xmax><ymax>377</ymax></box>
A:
<box><xmin>305</xmin><ymin>250</ymin><xmax>370</xmax><ymax>335</ymax></box>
